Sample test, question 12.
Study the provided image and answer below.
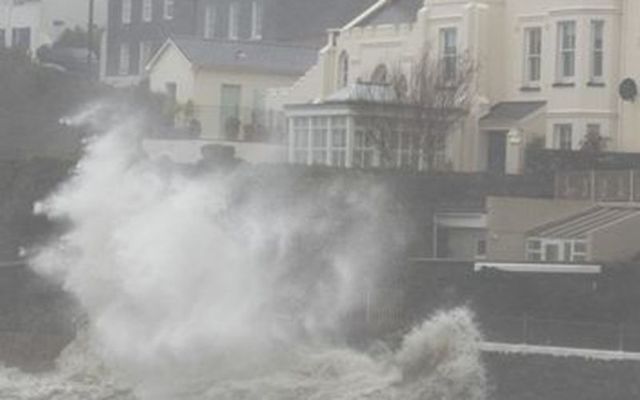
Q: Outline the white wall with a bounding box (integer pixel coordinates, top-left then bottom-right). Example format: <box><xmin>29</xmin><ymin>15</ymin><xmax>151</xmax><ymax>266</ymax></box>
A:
<box><xmin>149</xmin><ymin>42</ymin><xmax>303</xmax><ymax>139</ymax></box>
<box><xmin>0</xmin><ymin>0</ymin><xmax>43</xmax><ymax>53</ymax></box>
<box><xmin>0</xmin><ymin>0</ymin><xmax>105</xmax><ymax>53</ymax></box>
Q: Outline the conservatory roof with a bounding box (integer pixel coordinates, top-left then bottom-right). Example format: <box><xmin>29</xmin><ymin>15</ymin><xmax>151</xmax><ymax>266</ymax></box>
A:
<box><xmin>528</xmin><ymin>206</ymin><xmax>640</xmax><ymax>239</ymax></box>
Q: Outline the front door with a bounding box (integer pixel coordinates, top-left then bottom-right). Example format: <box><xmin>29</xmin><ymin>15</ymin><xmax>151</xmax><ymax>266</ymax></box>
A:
<box><xmin>220</xmin><ymin>84</ymin><xmax>242</xmax><ymax>139</ymax></box>
<box><xmin>487</xmin><ymin>130</ymin><xmax>507</xmax><ymax>174</ymax></box>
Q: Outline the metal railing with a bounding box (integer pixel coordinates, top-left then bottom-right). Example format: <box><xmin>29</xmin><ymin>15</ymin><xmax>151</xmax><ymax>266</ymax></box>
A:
<box><xmin>164</xmin><ymin>105</ymin><xmax>287</xmax><ymax>143</ymax></box>
<box><xmin>556</xmin><ymin>170</ymin><xmax>640</xmax><ymax>202</ymax></box>
<box><xmin>480</xmin><ymin>315</ymin><xmax>640</xmax><ymax>352</ymax></box>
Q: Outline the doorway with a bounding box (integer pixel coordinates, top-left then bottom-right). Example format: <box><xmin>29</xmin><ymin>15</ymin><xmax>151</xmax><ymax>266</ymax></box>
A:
<box><xmin>487</xmin><ymin>130</ymin><xmax>507</xmax><ymax>174</ymax></box>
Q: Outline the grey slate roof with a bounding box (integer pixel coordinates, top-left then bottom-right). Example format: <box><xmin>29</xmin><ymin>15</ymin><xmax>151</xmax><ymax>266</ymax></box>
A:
<box><xmin>528</xmin><ymin>206</ymin><xmax>640</xmax><ymax>239</ymax></box>
<box><xmin>480</xmin><ymin>101</ymin><xmax>546</xmax><ymax>128</ymax></box>
<box><xmin>356</xmin><ymin>0</ymin><xmax>423</xmax><ymax>27</ymax></box>
<box><xmin>170</xmin><ymin>36</ymin><xmax>318</xmax><ymax>76</ymax></box>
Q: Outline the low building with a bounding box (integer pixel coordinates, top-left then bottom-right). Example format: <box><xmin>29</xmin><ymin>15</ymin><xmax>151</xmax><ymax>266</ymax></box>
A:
<box><xmin>435</xmin><ymin>195</ymin><xmax>640</xmax><ymax>264</ymax></box>
<box><xmin>147</xmin><ymin>36</ymin><xmax>316</xmax><ymax>140</ymax></box>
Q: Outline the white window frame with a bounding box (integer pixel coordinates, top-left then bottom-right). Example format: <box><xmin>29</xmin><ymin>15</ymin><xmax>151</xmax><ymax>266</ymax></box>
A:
<box><xmin>553</xmin><ymin>123</ymin><xmax>573</xmax><ymax>150</ymax></box>
<box><xmin>228</xmin><ymin>2</ymin><xmax>239</xmax><ymax>40</ymax></box>
<box><xmin>440</xmin><ymin>27</ymin><xmax>458</xmax><ymax>81</ymax></box>
<box><xmin>250</xmin><ymin>1</ymin><xmax>263</xmax><ymax>40</ymax></box>
<box><xmin>527</xmin><ymin>238</ymin><xmax>588</xmax><ymax>262</ymax></box>
<box><xmin>292</xmin><ymin>117</ymin><xmax>310</xmax><ymax>165</ymax></box>
<box><xmin>523</xmin><ymin>27</ymin><xmax>542</xmax><ymax>86</ymax></box>
<box><xmin>330</xmin><ymin>117</ymin><xmax>347</xmax><ymax>167</ymax></box>
<box><xmin>590</xmin><ymin>20</ymin><xmax>604</xmax><ymax>82</ymax></box>
<box><xmin>353</xmin><ymin>128</ymin><xmax>376</xmax><ymax>168</ymax></box>
<box><xmin>557</xmin><ymin>21</ymin><xmax>576</xmax><ymax>81</ymax></box>
<box><xmin>311</xmin><ymin>117</ymin><xmax>329</xmax><ymax>165</ymax></box>
<box><xmin>118</xmin><ymin>43</ymin><xmax>130</xmax><ymax>76</ymax></box>
<box><xmin>142</xmin><ymin>0</ymin><xmax>152</xmax><ymax>22</ymax></box>
<box><xmin>204</xmin><ymin>3</ymin><xmax>216</xmax><ymax>39</ymax></box>
<box><xmin>163</xmin><ymin>0</ymin><xmax>174</xmax><ymax>20</ymax></box>
<box><xmin>122</xmin><ymin>0</ymin><xmax>132</xmax><ymax>24</ymax></box>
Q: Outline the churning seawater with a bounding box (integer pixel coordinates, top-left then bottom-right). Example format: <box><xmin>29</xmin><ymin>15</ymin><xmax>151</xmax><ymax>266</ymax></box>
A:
<box><xmin>2</xmin><ymin>108</ymin><xmax>487</xmax><ymax>400</ymax></box>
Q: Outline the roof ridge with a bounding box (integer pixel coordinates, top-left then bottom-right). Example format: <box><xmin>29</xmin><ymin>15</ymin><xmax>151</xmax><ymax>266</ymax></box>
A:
<box><xmin>169</xmin><ymin>34</ymin><xmax>318</xmax><ymax>50</ymax></box>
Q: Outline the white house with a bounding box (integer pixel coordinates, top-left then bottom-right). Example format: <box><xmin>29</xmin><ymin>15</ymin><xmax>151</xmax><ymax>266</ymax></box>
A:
<box><xmin>0</xmin><ymin>0</ymin><xmax>106</xmax><ymax>55</ymax></box>
<box><xmin>147</xmin><ymin>36</ymin><xmax>317</xmax><ymax>140</ymax></box>
<box><xmin>271</xmin><ymin>0</ymin><xmax>640</xmax><ymax>174</ymax></box>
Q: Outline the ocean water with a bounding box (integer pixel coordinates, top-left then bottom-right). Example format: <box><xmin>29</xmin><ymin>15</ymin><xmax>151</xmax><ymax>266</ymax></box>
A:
<box><xmin>4</xmin><ymin>108</ymin><xmax>487</xmax><ymax>400</ymax></box>
<box><xmin>0</xmin><ymin>309</ymin><xmax>485</xmax><ymax>400</ymax></box>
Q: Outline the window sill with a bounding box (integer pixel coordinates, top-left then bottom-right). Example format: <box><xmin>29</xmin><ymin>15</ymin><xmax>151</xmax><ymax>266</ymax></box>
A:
<box><xmin>552</xmin><ymin>82</ymin><xmax>575</xmax><ymax>88</ymax></box>
<box><xmin>587</xmin><ymin>81</ymin><xmax>605</xmax><ymax>87</ymax></box>
<box><xmin>520</xmin><ymin>86</ymin><xmax>541</xmax><ymax>92</ymax></box>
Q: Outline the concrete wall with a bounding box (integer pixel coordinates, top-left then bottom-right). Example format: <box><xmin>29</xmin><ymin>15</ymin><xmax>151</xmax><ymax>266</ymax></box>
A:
<box><xmin>486</xmin><ymin>196</ymin><xmax>591</xmax><ymax>261</ymax></box>
<box><xmin>590</xmin><ymin>213</ymin><xmax>640</xmax><ymax>263</ymax></box>
<box><xmin>143</xmin><ymin>138</ymin><xmax>287</xmax><ymax>165</ymax></box>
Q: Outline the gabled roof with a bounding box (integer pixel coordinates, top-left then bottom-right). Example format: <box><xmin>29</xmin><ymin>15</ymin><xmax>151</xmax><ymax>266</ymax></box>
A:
<box><xmin>147</xmin><ymin>36</ymin><xmax>317</xmax><ymax>76</ymax></box>
<box><xmin>528</xmin><ymin>206</ymin><xmax>640</xmax><ymax>239</ymax></box>
<box><xmin>480</xmin><ymin>101</ymin><xmax>546</xmax><ymax>129</ymax></box>
<box><xmin>354</xmin><ymin>0</ymin><xmax>423</xmax><ymax>27</ymax></box>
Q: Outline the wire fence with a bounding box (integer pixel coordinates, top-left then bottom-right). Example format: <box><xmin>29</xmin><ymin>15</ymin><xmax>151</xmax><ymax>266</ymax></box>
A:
<box><xmin>480</xmin><ymin>315</ymin><xmax>640</xmax><ymax>352</ymax></box>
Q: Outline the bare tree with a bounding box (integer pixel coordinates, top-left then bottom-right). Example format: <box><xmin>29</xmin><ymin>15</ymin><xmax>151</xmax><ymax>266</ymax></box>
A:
<box><xmin>352</xmin><ymin>47</ymin><xmax>475</xmax><ymax>171</ymax></box>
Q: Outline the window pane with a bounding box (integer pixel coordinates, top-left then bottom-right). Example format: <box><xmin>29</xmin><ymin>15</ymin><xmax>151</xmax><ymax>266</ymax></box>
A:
<box><xmin>545</xmin><ymin>244</ymin><xmax>560</xmax><ymax>261</ymax></box>
<box><xmin>528</xmin><ymin>240</ymin><xmax>541</xmax><ymax>250</ymax></box>
<box><xmin>554</xmin><ymin>124</ymin><xmax>573</xmax><ymax>150</ymax></box>
<box><xmin>558</xmin><ymin>21</ymin><xmax>576</xmax><ymax>78</ymax></box>
<box><xmin>574</xmin><ymin>241</ymin><xmax>587</xmax><ymax>253</ymax></box>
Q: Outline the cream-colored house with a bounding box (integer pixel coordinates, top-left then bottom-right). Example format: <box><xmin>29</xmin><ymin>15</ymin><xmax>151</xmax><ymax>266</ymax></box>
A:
<box><xmin>271</xmin><ymin>0</ymin><xmax>640</xmax><ymax>174</ymax></box>
<box><xmin>147</xmin><ymin>36</ymin><xmax>317</xmax><ymax>140</ymax></box>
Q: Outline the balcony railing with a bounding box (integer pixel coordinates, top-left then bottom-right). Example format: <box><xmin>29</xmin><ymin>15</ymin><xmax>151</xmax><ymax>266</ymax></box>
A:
<box><xmin>555</xmin><ymin>170</ymin><xmax>640</xmax><ymax>202</ymax></box>
<box><xmin>163</xmin><ymin>105</ymin><xmax>286</xmax><ymax>143</ymax></box>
